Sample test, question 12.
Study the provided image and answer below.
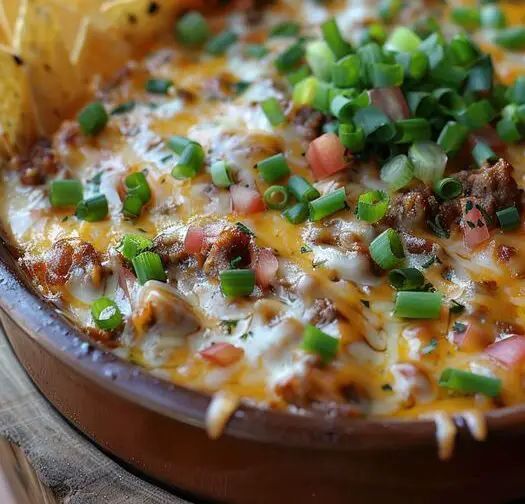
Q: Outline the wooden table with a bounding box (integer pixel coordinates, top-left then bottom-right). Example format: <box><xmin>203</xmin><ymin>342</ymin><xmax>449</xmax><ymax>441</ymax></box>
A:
<box><xmin>0</xmin><ymin>323</ymin><xmax>190</xmax><ymax>504</ymax></box>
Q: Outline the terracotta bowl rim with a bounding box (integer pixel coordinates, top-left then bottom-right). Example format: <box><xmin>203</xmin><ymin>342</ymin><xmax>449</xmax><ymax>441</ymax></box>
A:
<box><xmin>1</xmin><ymin>241</ymin><xmax>524</xmax><ymax>452</ymax></box>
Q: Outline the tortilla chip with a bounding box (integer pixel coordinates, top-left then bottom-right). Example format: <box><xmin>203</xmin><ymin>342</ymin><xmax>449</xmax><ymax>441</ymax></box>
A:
<box><xmin>97</xmin><ymin>0</ymin><xmax>183</xmax><ymax>46</ymax></box>
<box><xmin>13</xmin><ymin>0</ymin><xmax>84</xmax><ymax>134</ymax></box>
<box><xmin>72</xmin><ymin>17</ymin><xmax>132</xmax><ymax>87</ymax></box>
<box><xmin>0</xmin><ymin>45</ymin><xmax>36</xmax><ymax>157</ymax></box>
<box><xmin>0</xmin><ymin>0</ymin><xmax>20</xmax><ymax>44</ymax></box>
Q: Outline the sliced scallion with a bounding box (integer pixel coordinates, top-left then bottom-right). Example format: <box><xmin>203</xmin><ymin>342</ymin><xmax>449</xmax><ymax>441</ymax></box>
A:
<box><xmin>264</xmin><ymin>185</ymin><xmax>289</xmax><ymax>210</ymax></box>
<box><xmin>287</xmin><ymin>175</ymin><xmax>320</xmax><ymax>202</ymax></box>
<box><xmin>321</xmin><ymin>18</ymin><xmax>352</xmax><ymax>59</ymax></box>
<box><xmin>175</xmin><ymin>11</ymin><xmax>209</xmax><ymax>46</ymax></box>
<box><xmin>78</xmin><ymin>102</ymin><xmax>108</xmax><ymax>136</ymax></box>
<box><xmin>261</xmin><ymin>97</ymin><xmax>285</xmax><ymax>126</ymax></box>
<box><xmin>301</xmin><ymin>324</ymin><xmax>339</xmax><ymax>363</ymax></box>
<box><xmin>496</xmin><ymin>206</ymin><xmax>520</xmax><ymax>231</ymax></box>
<box><xmin>257</xmin><ymin>153</ymin><xmax>290</xmax><ymax>184</ymax></box>
<box><xmin>408</xmin><ymin>141</ymin><xmax>447</xmax><ymax>184</ymax></box>
<box><xmin>132</xmin><ymin>251</ymin><xmax>166</xmax><ymax>285</ymax></box>
<box><xmin>369</xmin><ymin>228</ymin><xmax>405</xmax><ymax>270</ymax></box>
<box><xmin>433</xmin><ymin>177</ymin><xmax>463</xmax><ymax>200</ymax></box>
<box><xmin>206</xmin><ymin>30</ymin><xmax>238</xmax><ymax>55</ymax></box>
<box><xmin>388</xmin><ymin>268</ymin><xmax>425</xmax><ymax>291</ymax></box>
<box><xmin>76</xmin><ymin>194</ymin><xmax>108</xmax><ymax>222</ymax></box>
<box><xmin>282</xmin><ymin>202</ymin><xmax>309</xmax><ymax>224</ymax></box>
<box><xmin>145</xmin><ymin>78</ymin><xmax>173</xmax><ymax>94</ymax></box>
<box><xmin>357</xmin><ymin>190</ymin><xmax>389</xmax><ymax>223</ymax></box>
<box><xmin>172</xmin><ymin>142</ymin><xmax>205</xmax><ymax>179</ymax></box>
<box><xmin>220</xmin><ymin>269</ymin><xmax>255</xmax><ymax>297</ymax></box>
<box><xmin>394</xmin><ymin>291</ymin><xmax>443</xmax><ymax>319</ymax></box>
<box><xmin>210</xmin><ymin>160</ymin><xmax>233</xmax><ymax>188</ymax></box>
<box><xmin>91</xmin><ymin>297</ymin><xmax>123</xmax><ymax>331</ymax></box>
<box><xmin>380</xmin><ymin>154</ymin><xmax>414</xmax><ymax>191</ymax></box>
<box><xmin>309</xmin><ymin>188</ymin><xmax>346</xmax><ymax>221</ymax></box>
<box><xmin>49</xmin><ymin>179</ymin><xmax>83</xmax><ymax>208</ymax></box>
<box><xmin>117</xmin><ymin>234</ymin><xmax>152</xmax><ymax>261</ymax></box>
<box><xmin>439</xmin><ymin>368</ymin><xmax>501</xmax><ymax>397</ymax></box>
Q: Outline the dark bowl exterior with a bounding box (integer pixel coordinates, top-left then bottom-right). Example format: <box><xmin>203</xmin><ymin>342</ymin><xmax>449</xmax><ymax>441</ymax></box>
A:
<box><xmin>1</xmin><ymin>241</ymin><xmax>525</xmax><ymax>503</ymax></box>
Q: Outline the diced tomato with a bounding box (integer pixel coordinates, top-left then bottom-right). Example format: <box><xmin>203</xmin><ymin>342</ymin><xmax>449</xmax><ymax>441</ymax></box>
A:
<box><xmin>486</xmin><ymin>335</ymin><xmax>525</xmax><ymax>368</ymax></box>
<box><xmin>200</xmin><ymin>342</ymin><xmax>244</xmax><ymax>367</ymax></box>
<box><xmin>306</xmin><ymin>133</ymin><xmax>347</xmax><ymax>180</ymax></box>
<box><xmin>252</xmin><ymin>247</ymin><xmax>278</xmax><ymax>288</ymax></box>
<box><xmin>230</xmin><ymin>185</ymin><xmax>265</xmax><ymax>214</ymax></box>
<box><xmin>184</xmin><ymin>226</ymin><xmax>205</xmax><ymax>254</ymax></box>
<box><xmin>368</xmin><ymin>87</ymin><xmax>410</xmax><ymax>121</ymax></box>
<box><xmin>461</xmin><ymin>199</ymin><xmax>490</xmax><ymax>249</ymax></box>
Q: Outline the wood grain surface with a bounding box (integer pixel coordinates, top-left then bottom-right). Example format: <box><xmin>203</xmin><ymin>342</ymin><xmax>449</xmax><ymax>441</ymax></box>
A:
<box><xmin>0</xmin><ymin>323</ymin><xmax>191</xmax><ymax>504</ymax></box>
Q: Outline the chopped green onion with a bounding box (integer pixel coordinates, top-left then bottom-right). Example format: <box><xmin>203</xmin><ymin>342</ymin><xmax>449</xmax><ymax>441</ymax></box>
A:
<box><xmin>210</xmin><ymin>160</ymin><xmax>233</xmax><ymax>188</ymax></box>
<box><xmin>282</xmin><ymin>202</ymin><xmax>309</xmax><ymax>224</ymax></box>
<box><xmin>175</xmin><ymin>11</ymin><xmax>209</xmax><ymax>46</ymax></box>
<box><xmin>357</xmin><ymin>190</ymin><xmax>389</xmax><ymax>223</ymax></box>
<box><xmin>172</xmin><ymin>142</ymin><xmax>205</xmax><ymax>179</ymax></box>
<box><xmin>450</xmin><ymin>7</ymin><xmax>480</xmax><ymax>30</ymax></box>
<box><xmin>388</xmin><ymin>268</ymin><xmax>425</xmax><ymax>290</ymax></box>
<box><xmin>481</xmin><ymin>5</ymin><xmax>506</xmax><ymax>29</ymax></box>
<box><xmin>166</xmin><ymin>135</ymin><xmax>192</xmax><ymax>154</ymax></box>
<box><xmin>433</xmin><ymin>177</ymin><xmax>463</xmax><ymax>201</ymax></box>
<box><xmin>306</xmin><ymin>40</ymin><xmax>335</xmax><ymax>81</ymax></box>
<box><xmin>496</xmin><ymin>117</ymin><xmax>522</xmax><ymax>143</ymax></box>
<box><xmin>257</xmin><ymin>153</ymin><xmax>290</xmax><ymax>184</ymax></box>
<box><xmin>353</xmin><ymin>106</ymin><xmax>391</xmax><ymax>137</ymax></box>
<box><xmin>287</xmin><ymin>175</ymin><xmax>320</xmax><ymax>202</ymax></box>
<box><xmin>301</xmin><ymin>324</ymin><xmax>339</xmax><ymax>363</ymax></box>
<box><xmin>145</xmin><ymin>78</ymin><xmax>173</xmax><ymax>94</ymax></box>
<box><xmin>91</xmin><ymin>297</ymin><xmax>123</xmax><ymax>331</ymax></box>
<box><xmin>439</xmin><ymin>368</ymin><xmax>501</xmax><ymax>397</ymax></box>
<box><xmin>132</xmin><ymin>251</ymin><xmax>166</xmax><ymax>284</ymax></box>
<box><xmin>509</xmin><ymin>77</ymin><xmax>525</xmax><ymax>105</ymax></box>
<box><xmin>394</xmin><ymin>118</ymin><xmax>431</xmax><ymax>144</ymax></box>
<box><xmin>379</xmin><ymin>0</ymin><xmax>402</xmax><ymax>22</ymax></box>
<box><xmin>123</xmin><ymin>194</ymin><xmax>144</xmax><ymax>218</ymax></box>
<box><xmin>261</xmin><ymin>97</ymin><xmax>285</xmax><ymax>126</ymax></box>
<box><xmin>309</xmin><ymin>188</ymin><xmax>346</xmax><ymax>221</ymax></box>
<box><xmin>111</xmin><ymin>101</ymin><xmax>136</xmax><ymax>115</ymax></box>
<box><xmin>384</xmin><ymin>27</ymin><xmax>421</xmax><ymax>53</ymax></box>
<box><xmin>360</xmin><ymin>23</ymin><xmax>387</xmax><ymax>45</ymax></box>
<box><xmin>49</xmin><ymin>179</ymin><xmax>83</xmax><ymax>208</ymax></box>
<box><xmin>331</xmin><ymin>54</ymin><xmax>360</xmax><ymax>88</ymax></box>
<box><xmin>433</xmin><ymin>87</ymin><xmax>464</xmax><ymax>113</ymax></box>
<box><xmin>206</xmin><ymin>30</ymin><xmax>238</xmax><ymax>55</ymax></box>
<box><xmin>269</xmin><ymin>21</ymin><xmax>300</xmax><ymax>38</ymax></box>
<box><xmin>275</xmin><ymin>41</ymin><xmax>305</xmax><ymax>73</ymax></box>
<box><xmin>456</xmin><ymin>99</ymin><xmax>496</xmax><ymax>130</ymax></box>
<box><xmin>406</xmin><ymin>92</ymin><xmax>436</xmax><ymax>117</ymax></box>
<box><xmin>448</xmin><ymin>35</ymin><xmax>479</xmax><ymax>67</ymax></box>
<box><xmin>496</xmin><ymin>206</ymin><xmax>520</xmax><ymax>231</ymax></box>
<box><xmin>437</xmin><ymin>121</ymin><xmax>469</xmax><ymax>156</ymax></box>
<box><xmin>76</xmin><ymin>194</ymin><xmax>108</xmax><ymax>222</ymax></box>
<box><xmin>466</xmin><ymin>56</ymin><xmax>493</xmax><ymax>93</ymax></box>
<box><xmin>125</xmin><ymin>172</ymin><xmax>151</xmax><ymax>205</ymax></box>
<box><xmin>408</xmin><ymin>141</ymin><xmax>447</xmax><ymax>184</ymax></box>
<box><xmin>430</xmin><ymin>61</ymin><xmax>467</xmax><ymax>89</ymax></box>
<box><xmin>245</xmin><ymin>43</ymin><xmax>269</xmax><ymax>59</ymax></box>
<box><xmin>369</xmin><ymin>228</ymin><xmax>405</xmax><ymax>270</ymax></box>
<box><xmin>395</xmin><ymin>50</ymin><xmax>428</xmax><ymax>80</ymax></box>
<box><xmin>493</xmin><ymin>27</ymin><xmax>525</xmax><ymax>50</ymax></box>
<box><xmin>330</xmin><ymin>95</ymin><xmax>353</xmax><ymax>121</ymax></box>
<box><xmin>78</xmin><ymin>102</ymin><xmax>108</xmax><ymax>136</ymax></box>
<box><xmin>117</xmin><ymin>234</ymin><xmax>152</xmax><ymax>261</ymax></box>
<box><xmin>219</xmin><ymin>269</ymin><xmax>255</xmax><ymax>297</ymax></box>
<box><xmin>394</xmin><ymin>291</ymin><xmax>443</xmax><ymax>319</ymax></box>
<box><xmin>370</xmin><ymin>63</ymin><xmax>404</xmax><ymax>88</ymax></box>
<box><xmin>339</xmin><ymin>123</ymin><xmax>365</xmax><ymax>151</ymax></box>
<box><xmin>264</xmin><ymin>185</ymin><xmax>290</xmax><ymax>210</ymax></box>
<box><xmin>380</xmin><ymin>154</ymin><xmax>414</xmax><ymax>191</ymax></box>
<box><xmin>472</xmin><ymin>140</ymin><xmax>498</xmax><ymax>167</ymax></box>
<box><xmin>287</xmin><ymin>65</ymin><xmax>311</xmax><ymax>85</ymax></box>
<box><xmin>321</xmin><ymin>18</ymin><xmax>352</xmax><ymax>59</ymax></box>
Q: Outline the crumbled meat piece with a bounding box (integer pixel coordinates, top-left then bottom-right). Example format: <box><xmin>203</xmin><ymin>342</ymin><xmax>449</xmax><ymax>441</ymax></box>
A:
<box><xmin>276</xmin><ymin>367</ymin><xmax>367</xmax><ymax>416</ymax></box>
<box><xmin>203</xmin><ymin>226</ymin><xmax>253</xmax><ymax>275</ymax></box>
<box><xmin>305</xmin><ymin>298</ymin><xmax>337</xmax><ymax>326</ymax></box>
<box><xmin>152</xmin><ymin>232</ymin><xmax>188</xmax><ymax>265</ymax></box>
<box><xmin>403</xmin><ymin>233</ymin><xmax>435</xmax><ymax>254</ymax></box>
<box><xmin>10</xmin><ymin>139</ymin><xmax>59</xmax><ymax>186</ymax></box>
<box><xmin>293</xmin><ymin>106</ymin><xmax>326</xmax><ymax>142</ymax></box>
<box><xmin>26</xmin><ymin>238</ymin><xmax>103</xmax><ymax>287</ymax></box>
<box><xmin>455</xmin><ymin>158</ymin><xmax>521</xmax><ymax>219</ymax></box>
<box><xmin>497</xmin><ymin>245</ymin><xmax>517</xmax><ymax>262</ymax></box>
<box><xmin>384</xmin><ymin>185</ymin><xmax>439</xmax><ymax>231</ymax></box>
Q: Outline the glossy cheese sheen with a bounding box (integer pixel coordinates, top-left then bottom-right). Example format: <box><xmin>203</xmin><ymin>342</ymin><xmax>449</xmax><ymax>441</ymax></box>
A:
<box><xmin>1</xmin><ymin>0</ymin><xmax>525</xmax><ymax>428</ymax></box>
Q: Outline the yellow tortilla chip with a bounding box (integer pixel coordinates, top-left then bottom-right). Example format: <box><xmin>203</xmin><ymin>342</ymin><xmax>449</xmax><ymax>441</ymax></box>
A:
<box><xmin>97</xmin><ymin>0</ymin><xmax>183</xmax><ymax>46</ymax></box>
<box><xmin>72</xmin><ymin>17</ymin><xmax>132</xmax><ymax>87</ymax></box>
<box><xmin>0</xmin><ymin>0</ymin><xmax>20</xmax><ymax>45</ymax></box>
<box><xmin>13</xmin><ymin>0</ymin><xmax>84</xmax><ymax>134</ymax></box>
<box><xmin>0</xmin><ymin>44</ymin><xmax>36</xmax><ymax>157</ymax></box>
